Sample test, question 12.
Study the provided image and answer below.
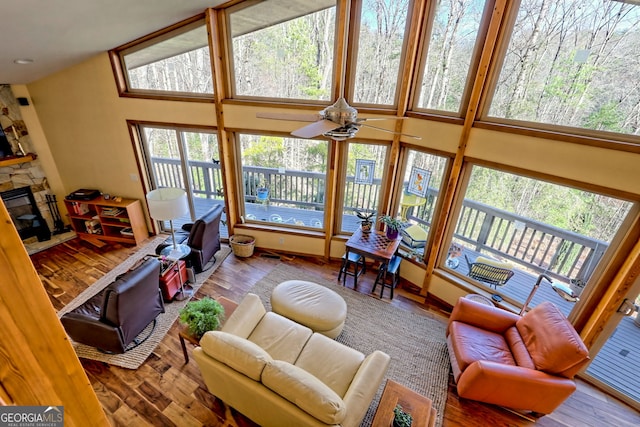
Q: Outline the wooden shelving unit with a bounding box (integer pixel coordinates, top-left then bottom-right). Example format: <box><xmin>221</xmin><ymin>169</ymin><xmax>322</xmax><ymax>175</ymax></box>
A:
<box><xmin>64</xmin><ymin>196</ymin><xmax>147</xmax><ymax>246</ymax></box>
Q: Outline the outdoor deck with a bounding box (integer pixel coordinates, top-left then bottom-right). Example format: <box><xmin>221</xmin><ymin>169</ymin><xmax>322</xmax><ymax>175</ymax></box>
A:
<box><xmin>587</xmin><ymin>316</ymin><xmax>640</xmax><ymax>404</ymax></box>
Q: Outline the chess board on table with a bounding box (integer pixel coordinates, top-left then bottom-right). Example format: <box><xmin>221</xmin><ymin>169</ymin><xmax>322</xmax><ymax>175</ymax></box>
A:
<box><xmin>346</xmin><ymin>229</ymin><xmax>401</xmax><ymax>262</ymax></box>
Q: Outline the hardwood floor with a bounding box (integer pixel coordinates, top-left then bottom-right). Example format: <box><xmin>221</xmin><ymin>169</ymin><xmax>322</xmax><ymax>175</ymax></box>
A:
<box><xmin>31</xmin><ymin>238</ymin><xmax>640</xmax><ymax>427</ymax></box>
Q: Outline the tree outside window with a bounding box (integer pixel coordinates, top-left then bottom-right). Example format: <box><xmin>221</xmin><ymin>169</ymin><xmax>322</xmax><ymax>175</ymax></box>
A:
<box><xmin>449</xmin><ymin>165</ymin><xmax>633</xmax><ymax>316</ymax></box>
<box><xmin>239</xmin><ymin>134</ymin><xmax>328</xmax><ymax>228</ymax></box>
<box><xmin>488</xmin><ymin>0</ymin><xmax>640</xmax><ymax>136</ymax></box>
<box><xmin>229</xmin><ymin>1</ymin><xmax>336</xmax><ymax>101</ymax></box>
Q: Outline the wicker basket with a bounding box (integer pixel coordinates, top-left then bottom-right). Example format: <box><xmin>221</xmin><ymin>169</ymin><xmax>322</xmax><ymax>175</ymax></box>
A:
<box><xmin>229</xmin><ymin>234</ymin><xmax>256</xmax><ymax>258</ymax></box>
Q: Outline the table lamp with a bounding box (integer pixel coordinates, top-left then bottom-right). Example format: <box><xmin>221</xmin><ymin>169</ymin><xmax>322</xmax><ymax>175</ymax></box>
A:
<box><xmin>519</xmin><ymin>273</ymin><xmax>580</xmax><ymax>315</ymax></box>
<box><xmin>146</xmin><ymin>187</ymin><xmax>189</xmax><ymax>260</ymax></box>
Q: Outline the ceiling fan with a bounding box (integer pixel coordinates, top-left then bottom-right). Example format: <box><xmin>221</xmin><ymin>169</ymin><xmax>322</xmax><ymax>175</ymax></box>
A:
<box><xmin>256</xmin><ymin>97</ymin><xmax>421</xmax><ymax>141</ymax></box>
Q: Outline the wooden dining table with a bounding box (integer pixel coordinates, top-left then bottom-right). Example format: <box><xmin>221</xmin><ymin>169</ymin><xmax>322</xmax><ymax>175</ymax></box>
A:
<box><xmin>344</xmin><ymin>228</ymin><xmax>402</xmax><ymax>290</ymax></box>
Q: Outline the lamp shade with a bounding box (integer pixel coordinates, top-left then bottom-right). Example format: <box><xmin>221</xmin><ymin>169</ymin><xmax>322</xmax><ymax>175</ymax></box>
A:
<box><xmin>146</xmin><ymin>188</ymin><xmax>189</xmax><ymax>220</ymax></box>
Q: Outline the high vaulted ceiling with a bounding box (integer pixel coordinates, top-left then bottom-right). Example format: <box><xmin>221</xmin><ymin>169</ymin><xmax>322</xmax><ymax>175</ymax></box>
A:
<box><xmin>1</xmin><ymin>0</ymin><xmax>227</xmax><ymax>85</ymax></box>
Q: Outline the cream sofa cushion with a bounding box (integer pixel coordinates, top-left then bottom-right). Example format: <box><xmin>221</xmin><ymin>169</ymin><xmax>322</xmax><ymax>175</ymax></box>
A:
<box><xmin>248</xmin><ymin>312</ymin><xmax>313</xmax><ymax>363</ymax></box>
<box><xmin>200</xmin><ymin>331</ymin><xmax>273</xmax><ymax>381</ymax></box>
<box><xmin>262</xmin><ymin>360</ymin><xmax>346</xmax><ymax>425</ymax></box>
<box><xmin>295</xmin><ymin>333</ymin><xmax>365</xmax><ymax>396</ymax></box>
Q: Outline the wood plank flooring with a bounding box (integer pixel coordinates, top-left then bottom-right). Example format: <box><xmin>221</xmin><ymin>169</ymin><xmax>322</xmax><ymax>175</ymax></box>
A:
<box><xmin>30</xmin><ymin>238</ymin><xmax>640</xmax><ymax>427</ymax></box>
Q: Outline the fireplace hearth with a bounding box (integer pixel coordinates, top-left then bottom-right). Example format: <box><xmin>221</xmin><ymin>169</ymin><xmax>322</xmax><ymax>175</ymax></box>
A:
<box><xmin>1</xmin><ymin>186</ymin><xmax>51</xmax><ymax>242</ymax></box>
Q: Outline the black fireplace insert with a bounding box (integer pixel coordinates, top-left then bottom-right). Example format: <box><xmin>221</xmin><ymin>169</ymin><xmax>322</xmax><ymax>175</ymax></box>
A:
<box><xmin>0</xmin><ymin>186</ymin><xmax>51</xmax><ymax>242</ymax></box>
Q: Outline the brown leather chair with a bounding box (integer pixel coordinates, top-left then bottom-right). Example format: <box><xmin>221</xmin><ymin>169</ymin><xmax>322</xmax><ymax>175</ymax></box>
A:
<box><xmin>446</xmin><ymin>297</ymin><xmax>589</xmax><ymax>415</ymax></box>
<box><xmin>156</xmin><ymin>205</ymin><xmax>223</xmax><ymax>273</ymax></box>
<box><xmin>61</xmin><ymin>258</ymin><xmax>165</xmax><ymax>354</ymax></box>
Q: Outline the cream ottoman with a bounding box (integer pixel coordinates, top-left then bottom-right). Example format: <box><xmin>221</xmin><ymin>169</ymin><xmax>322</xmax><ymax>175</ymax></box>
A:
<box><xmin>271</xmin><ymin>280</ymin><xmax>347</xmax><ymax>338</ymax></box>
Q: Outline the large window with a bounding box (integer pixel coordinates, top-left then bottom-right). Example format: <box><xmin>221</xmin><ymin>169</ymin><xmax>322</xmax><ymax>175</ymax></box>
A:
<box><xmin>228</xmin><ymin>0</ymin><xmax>336</xmax><ymax>101</ymax></box>
<box><xmin>120</xmin><ymin>20</ymin><xmax>213</xmax><ymax>96</ymax></box>
<box><xmin>447</xmin><ymin>165</ymin><xmax>633</xmax><ymax>316</ymax></box>
<box><xmin>394</xmin><ymin>150</ymin><xmax>449</xmax><ymax>255</ymax></box>
<box><xmin>351</xmin><ymin>0</ymin><xmax>411</xmax><ymax>106</ymax></box>
<box><xmin>487</xmin><ymin>0</ymin><xmax>640</xmax><ymax>136</ymax></box>
<box><xmin>414</xmin><ymin>0</ymin><xmax>488</xmax><ymax>114</ymax></box>
<box><xmin>340</xmin><ymin>142</ymin><xmax>389</xmax><ymax>233</ymax></box>
<box><xmin>239</xmin><ymin>134</ymin><xmax>328</xmax><ymax>227</ymax></box>
<box><xmin>140</xmin><ymin>125</ymin><xmax>226</xmax><ymax>235</ymax></box>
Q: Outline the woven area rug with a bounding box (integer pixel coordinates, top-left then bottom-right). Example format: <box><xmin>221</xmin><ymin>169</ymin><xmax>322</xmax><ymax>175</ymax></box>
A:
<box><xmin>57</xmin><ymin>237</ymin><xmax>231</xmax><ymax>369</ymax></box>
<box><xmin>249</xmin><ymin>263</ymin><xmax>449</xmax><ymax>427</ymax></box>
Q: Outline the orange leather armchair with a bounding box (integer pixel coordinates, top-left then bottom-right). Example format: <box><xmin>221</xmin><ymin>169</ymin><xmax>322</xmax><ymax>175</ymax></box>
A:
<box><xmin>446</xmin><ymin>297</ymin><xmax>589</xmax><ymax>415</ymax></box>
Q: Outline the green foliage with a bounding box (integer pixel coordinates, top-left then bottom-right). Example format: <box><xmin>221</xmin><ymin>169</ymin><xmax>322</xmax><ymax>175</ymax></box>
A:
<box><xmin>465</xmin><ymin>166</ymin><xmax>629</xmax><ymax>243</ymax></box>
<box><xmin>179</xmin><ymin>297</ymin><xmax>225</xmax><ymax>339</ymax></box>
<box><xmin>378</xmin><ymin>215</ymin><xmax>403</xmax><ymax>231</ymax></box>
<box><xmin>393</xmin><ymin>404</ymin><xmax>412</xmax><ymax>427</ymax></box>
<box><xmin>243</xmin><ymin>136</ymin><xmax>285</xmax><ymax>167</ymax></box>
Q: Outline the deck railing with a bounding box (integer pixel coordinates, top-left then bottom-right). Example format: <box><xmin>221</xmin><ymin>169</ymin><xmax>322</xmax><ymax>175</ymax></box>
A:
<box><xmin>151</xmin><ymin>157</ymin><xmax>606</xmax><ymax>283</ymax></box>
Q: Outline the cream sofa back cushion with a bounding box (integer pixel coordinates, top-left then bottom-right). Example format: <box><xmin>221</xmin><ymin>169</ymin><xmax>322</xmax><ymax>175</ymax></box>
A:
<box><xmin>262</xmin><ymin>360</ymin><xmax>347</xmax><ymax>425</ymax></box>
<box><xmin>295</xmin><ymin>333</ymin><xmax>365</xmax><ymax>396</ymax></box>
<box><xmin>200</xmin><ymin>331</ymin><xmax>273</xmax><ymax>381</ymax></box>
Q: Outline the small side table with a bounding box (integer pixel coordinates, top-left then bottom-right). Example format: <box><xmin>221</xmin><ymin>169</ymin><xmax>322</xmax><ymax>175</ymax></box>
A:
<box><xmin>178</xmin><ymin>296</ymin><xmax>238</xmax><ymax>364</ymax></box>
<box><xmin>464</xmin><ymin>293</ymin><xmax>495</xmax><ymax>306</ymax></box>
<box><xmin>372</xmin><ymin>380</ymin><xmax>436</xmax><ymax>427</ymax></box>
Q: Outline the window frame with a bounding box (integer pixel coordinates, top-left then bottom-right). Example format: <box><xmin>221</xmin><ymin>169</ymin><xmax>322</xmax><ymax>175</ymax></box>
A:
<box><xmin>223</xmin><ymin>0</ymin><xmax>339</xmax><ymax>104</ymax></box>
<box><xmin>344</xmin><ymin>0</ymin><xmax>416</xmax><ymax>110</ymax></box>
<box><xmin>110</xmin><ymin>15</ymin><xmax>215</xmax><ymax>102</ymax></box>
<box><xmin>478</xmin><ymin>0</ymin><xmax>640</xmax><ymax>146</ymax></box>
<box><xmin>391</xmin><ymin>144</ymin><xmax>453</xmax><ymax>259</ymax></box>
<box><xmin>409</xmin><ymin>0</ymin><xmax>493</xmax><ymax>117</ymax></box>
<box><xmin>443</xmin><ymin>159</ymin><xmax>639</xmax><ymax>317</ymax></box>
<box><xmin>234</xmin><ymin>130</ymin><xmax>332</xmax><ymax>230</ymax></box>
<box><xmin>335</xmin><ymin>138</ymin><xmax>392</xmax><ymax>234</ymax></box>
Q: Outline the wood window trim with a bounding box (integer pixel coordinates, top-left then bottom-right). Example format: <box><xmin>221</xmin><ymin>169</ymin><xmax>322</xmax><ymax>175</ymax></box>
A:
<box><xmin>109</xmin><ymin>14</ymin><xmax>213</xmax><ymax>100</ymax></box>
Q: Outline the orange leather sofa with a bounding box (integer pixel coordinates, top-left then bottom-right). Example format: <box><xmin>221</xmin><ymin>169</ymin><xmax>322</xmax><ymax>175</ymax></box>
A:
<box><xmin>446</xmin><ymin>297</ymin><xmax>589</xmax><ymax>415</ymax></box>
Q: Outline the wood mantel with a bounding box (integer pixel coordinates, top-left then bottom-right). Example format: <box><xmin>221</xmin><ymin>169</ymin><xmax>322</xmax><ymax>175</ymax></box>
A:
<box><xmin>0</xmin><ymin>153</ymin><xmax>37</xmax><ymax>167</ymax></box>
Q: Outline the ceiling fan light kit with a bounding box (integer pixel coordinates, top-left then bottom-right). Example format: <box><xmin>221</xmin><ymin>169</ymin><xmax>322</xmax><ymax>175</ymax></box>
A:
<box><xmin>256</xmin><ymin>97</ymin><xmax>421</xmax><ymax>141</ymax></box>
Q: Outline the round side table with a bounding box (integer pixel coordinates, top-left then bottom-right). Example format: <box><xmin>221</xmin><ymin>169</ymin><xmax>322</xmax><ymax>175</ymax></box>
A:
<box><xmin>464</xmin><ymin>293</ymin><xmax>495</xmax><ymax>306</ymax></box>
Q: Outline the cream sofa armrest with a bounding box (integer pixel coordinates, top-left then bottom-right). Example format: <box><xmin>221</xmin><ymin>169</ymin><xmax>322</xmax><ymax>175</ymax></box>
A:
<box><xmin>221</xmin><ymin>293</ymin><xmax>266</xmax><ymax>338</ymax></box>
<box><xmin>342</xmin><ymin>350</ymin><xmax>390</xmax><ymax>427</ymax></box>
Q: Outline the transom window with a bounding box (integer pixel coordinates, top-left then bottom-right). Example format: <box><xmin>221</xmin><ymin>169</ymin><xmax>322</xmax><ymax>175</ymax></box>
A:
<box><xmin>228</xmin><ymin>0</ymin><xmax>337</xmax><ymax>101</ymax></box>
<box><xmin>351</xmin><ymin>0</ymin><xmax>411</xmax><ymax>106</ymax></box>
<box><xmin>120</xmin><ymin>20</ymin><xmax>213</xmax><ymax>97</ymax></box>
<box><xmin>487</xmin><ymin>0</ymin><xmax>640</xmax><ymax>136</ymax></box>
<box><xmin>414</xmin><ymin>0</ymin><xmax>488</xmax><ymax>114</ymax></box>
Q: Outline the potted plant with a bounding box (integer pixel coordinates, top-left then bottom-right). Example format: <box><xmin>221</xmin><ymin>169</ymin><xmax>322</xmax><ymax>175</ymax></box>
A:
<box><xmin>393</xmin><ymin>404</ymin><xmax>413</xmax><ymax>427</ymax></box>
<box><xmin>355</xmin><ymin>210</ymin><xmax>376</xmax><ymax>232</ymax></box>
<box><xmin>378</xmin><ymin>215</ymin><xmax>404</xmax><ymax>240</ymax></box>
<box><xmin>179</xmin><ymin>297</ymin><xmax>226</xmax><ymax>340</ymax></box>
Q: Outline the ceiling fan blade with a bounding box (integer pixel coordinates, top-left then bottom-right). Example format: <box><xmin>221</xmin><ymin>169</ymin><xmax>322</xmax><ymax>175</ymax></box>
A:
<box><xmin>355</xmin><ymin>117</ymin><xmax>408</xmax><ymax>122</ymax></box>
<box><xmin>356</xmin><ymin>122</ymin><xmax>422</xmax><ymax>140</ymax></box>
<box><xmin>291</xmin><ymin>120</ymin><xmax>339</xmax><ymax>138</ymax></box>
<box><xmin>256</xmin><ymin>112</ymin><xmax>321</xmax><ymax>122</ymax></box>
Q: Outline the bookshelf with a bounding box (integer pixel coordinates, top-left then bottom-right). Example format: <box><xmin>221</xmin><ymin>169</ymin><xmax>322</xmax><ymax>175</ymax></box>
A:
<box><xmin>64</xmin><ymin>196</ymin><xmax>147</xmax><ymax>246</ymax></box>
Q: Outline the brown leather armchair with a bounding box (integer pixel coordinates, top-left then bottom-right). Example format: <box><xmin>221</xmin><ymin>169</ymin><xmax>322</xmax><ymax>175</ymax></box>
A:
<box><xmin>446</xmin><ymin>297</ymin><xmax>589</xmax><ymax>415</ymax></box>
<box><xmin>156</xmin><ymin>205</ymin><xmax>223</xmax><ymax>273</ymax></box>
<box><xmin>61</xmin><ymin>258</ymin><xmax>165</xmax><ymax>354</ymax></box>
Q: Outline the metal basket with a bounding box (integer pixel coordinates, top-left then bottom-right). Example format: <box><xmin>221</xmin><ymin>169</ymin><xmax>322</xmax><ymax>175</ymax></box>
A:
<box><xmin>229</xmin><ymin>234</ymin><xmax>255</xmax><ymax>257</ymax></box>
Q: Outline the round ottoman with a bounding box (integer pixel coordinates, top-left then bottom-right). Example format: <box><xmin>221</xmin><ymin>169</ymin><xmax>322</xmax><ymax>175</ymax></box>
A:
<box><xmin>271</xmin><ymin>280</ymin><xmax>347</xmax><ymax>338</ymax></box>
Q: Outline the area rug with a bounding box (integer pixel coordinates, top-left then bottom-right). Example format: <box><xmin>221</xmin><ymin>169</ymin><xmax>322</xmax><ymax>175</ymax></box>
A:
<box><xmin>249</xmin><ymin>263</ymin><xmax>449</xmax><ymax>427</ymax></box>
<box><xmin>57</xmin><ymin>237</ymin><xmax>231</xmax><ymax>369</ymax></box>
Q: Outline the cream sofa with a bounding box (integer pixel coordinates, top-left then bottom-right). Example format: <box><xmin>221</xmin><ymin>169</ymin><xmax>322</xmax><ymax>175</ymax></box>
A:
<box><xmin>193</xmin><ymin>293</ymin><xmax>391</xmax><ymax>427</ymax></box>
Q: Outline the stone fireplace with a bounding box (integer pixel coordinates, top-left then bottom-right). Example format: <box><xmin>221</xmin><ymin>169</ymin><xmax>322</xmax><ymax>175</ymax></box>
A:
<box><xmin>0</xmin><ymin>85</ymin><xmax>74</xmax><ymax>253</ymax></box>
